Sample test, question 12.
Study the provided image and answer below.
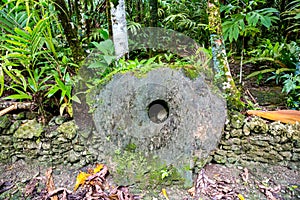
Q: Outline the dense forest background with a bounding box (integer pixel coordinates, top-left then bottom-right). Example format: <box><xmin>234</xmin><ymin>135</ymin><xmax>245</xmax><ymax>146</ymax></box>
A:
<box><xmin>0</xmin><ymin>0</ymin><xmax>299</xmax><ymax>118</ymax></box>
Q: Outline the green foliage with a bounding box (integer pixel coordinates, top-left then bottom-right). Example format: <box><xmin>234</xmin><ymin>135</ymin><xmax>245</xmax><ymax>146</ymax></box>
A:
<box><xmin>0</xmin><ymin>1</ymin><xmax>79</xmax><ymax>117</ymax></box>
<box><xmin>281</xmin><ymin>73</ymin><xmax>300</xmax><ymax>109</ymax></box>
<box><xmin>244</xmin><ymin>37</ymin><xmax>300</xmax><ymax>109</ymax></box>
<box><xmin>281</xmin><ymin>0</ymin><xmax>300</xmax><ymax>40</ymax></box>
<box><xmin>221</xmin><ymin>0</ymin><xmax>279</xmax><ymax>43</ymax></box>
<box><xmin>88</xmin><ymin>40</ymin><xmax>116</xmax><ymax>71</ymax></box>
<box><xmin>161</xmin><ymin>0</ymin><xmax>208</xmax><ymax>43</ymax></box>
<box><xmin>245</xmin><ymin>40</ymin><xmax>300</xmax><ymax>81</ymax></box>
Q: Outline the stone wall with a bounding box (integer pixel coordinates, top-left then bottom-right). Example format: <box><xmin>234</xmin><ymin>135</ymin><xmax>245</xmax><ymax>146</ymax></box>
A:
<box><xmin>0</xmin><ymin>113</ymin><xmax>96</xmax><ymax>168</ymax></box>
<box><xmin>212</xmin><ymin>112</ymin><xmax>300</xmax><ymax>169</ymax></box>
<box><xmin>0</xmin><ymin>112</ymin><xmax>300</xmax><ymax>169</ymax></box>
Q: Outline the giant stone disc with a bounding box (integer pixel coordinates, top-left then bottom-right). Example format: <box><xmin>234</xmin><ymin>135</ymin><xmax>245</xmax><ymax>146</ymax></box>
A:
<box><xmin>87</xmin><ymin>67</ymin><xmax>226</xmax><ymax>169</ymax></box>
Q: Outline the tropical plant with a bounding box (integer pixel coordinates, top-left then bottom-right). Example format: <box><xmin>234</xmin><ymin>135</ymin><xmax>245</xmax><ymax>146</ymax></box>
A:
<box><xmin>281</xmin><ymin>73</ymin><xmax>300</xmax><ymax>109</ymax></box>
<box><xmin>280</xmin><ymin>0</ymin><xmax>300</xmax><ymax>41</ymax></box>
<box><xmin>162</xmin><ymin>0</ymin><xmax>209</xmax><ymax>44</ymax></box>
<box><xmin>245</xmin><ymin>40</ymin><xmax>300</xmax><ymax>80</ymax></box>
<box><xmin>0</xmin><ymin>0</ymin><xmax>79</xmax><ymax>117</ymax></box>
<box><xmin>87</xmin><ymin>39</ymin><xmax>116</xmax><ymax>76</ymax></box>
<box><xmin>221</xmin><ymin>0</ymin><xmax>279</xmax><ymax>44</ymax></box>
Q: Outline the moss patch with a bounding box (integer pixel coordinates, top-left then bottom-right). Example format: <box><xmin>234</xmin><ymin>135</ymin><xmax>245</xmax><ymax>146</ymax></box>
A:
<box><xmin>112</xmin><ymin>150</ymin><xmax>185</xmax><ymax>190</ymax></box>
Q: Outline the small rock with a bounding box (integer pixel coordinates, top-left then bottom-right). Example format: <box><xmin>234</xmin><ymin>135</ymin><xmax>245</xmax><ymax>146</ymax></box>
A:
<box><xmin>55</xmin><ymin>115</ymin><xmax>67</xmax><ymax>125</ymax></box>
<box><xmin>213</xmin><ymin>154</ymin><xmax>227</xmax><ymax>164</ymax></box>
<box><xmin>68</xmin><ymin>150</ymin><xmax>80</xmax><ymax>163</ymax></box>
<box><xmin>79</xmin><ymin>130</ymin><xmax>91</xmax><ymax>139</ymax></box>
<box><xmin>42</xmin><ymin>142</ymin><xmax>51</xmax><ymax>150</ymax></box>
<box><xmin>26</xmin><ymin>112</ymin><xmax>37</xmax><ymax>120</ymax></box>
<box><xmin>279</xmin><ymin>151</ymin><xmax>292</xmax><ymax>160</ymax></box>
<box><xmin>0</xmin><ymin>115</ymin><xmax>12</xmax><ymax>130</ymax></box>
<box><xmin>57</xmin><ymin>121</ymin><xmax>78</xmax><ymax>140</ymax></box>
<box><xmin>46</xmin><ymin>131</ymin><xmax>60</xmax><ymax>138</ymax></box>
<box><xmin>247</xmin><ymin>117</ymin><xmax>269</xmax><ymax>134</ymax></box>
<box><xmin>7</xmin><ymin>120</ymin><xmax>21</xmax><ymax>134</ymax></box>
<box><xmin>230</xmin><ymin>129</ymin><xmax>243</xmax><ymax>138</ymax></box>
<box><xmin>73</xmin><ymin>144</ymin><xmax>84</xmax><ymax>152</ymax></box>
<box><xmin>13</xmin><ymin>120</ymin><xmax>43</xmax><ymax>139</ymax></box>
<box><xmin>230</xmin><ymin>111</ymin><xmax>245</xmax><ymax>129</ymax></box>
<box><xmin>269</xmin><ymin>122</ymin><xmax>287</xmax><ymax>136</ymax></box>
<box><xmin>13</xmin><ymin>112</ymin><xmax>25</xmax><ymax>120</ymax></box>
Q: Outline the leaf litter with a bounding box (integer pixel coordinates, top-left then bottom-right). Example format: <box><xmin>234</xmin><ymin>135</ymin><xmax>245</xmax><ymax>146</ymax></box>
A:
<box><xmin>0</xmin><ymin>162</ymin><xmax>299</xmax><ymax>199</ymax></box>
<box><xmin>0</xmin><ymin>163</ymin><xmax>139</xmax><ymax>200</ymax></box>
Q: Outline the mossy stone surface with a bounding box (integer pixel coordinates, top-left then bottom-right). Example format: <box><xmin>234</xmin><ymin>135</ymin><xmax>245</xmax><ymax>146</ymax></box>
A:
<box><xmin>13</xmin><ymin>120</ymin><xmax>43</xmax><ymax>139</ymax></box>
<box><xmin>0</xmin><ymin>115</ymin><xmax>11</xmax><ymax>130</ymax></box>
<box><xmin>57</xmin><ymin>121</ymin><xmax>78</xmax><ymax>140</ymax></box>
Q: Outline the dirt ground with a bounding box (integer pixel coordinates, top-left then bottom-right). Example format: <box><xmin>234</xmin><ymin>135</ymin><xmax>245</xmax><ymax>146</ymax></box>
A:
<box><xmin>0</xmin><ymin>160</ymin><xmax>299</xmax><ymax>199</ymax></box>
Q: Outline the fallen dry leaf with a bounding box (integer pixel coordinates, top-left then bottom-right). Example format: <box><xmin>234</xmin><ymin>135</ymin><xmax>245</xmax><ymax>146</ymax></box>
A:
<box><xmin>162</xmin><ymin>188</ymin><xmax>170</xmax><ymax>200</ymax></box>
<box><xmin>74</xmin><ymin>171</ymin><xmax>91</xmax><ymax>191</ymax></box>
<box><xmin>45</xmin><ymin>168</ymin><xmax>58</xmax><ymax>200</ymax></box>
<box><xmin>247</xmin><ymin>110</ymin><xmax>300</xmax><ymax>124</ymax></box>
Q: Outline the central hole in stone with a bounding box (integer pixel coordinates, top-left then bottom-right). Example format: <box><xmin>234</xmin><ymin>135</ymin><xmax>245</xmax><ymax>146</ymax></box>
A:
<box><xmin>147</xmin><ymin>99</ymin><xmax>169</xmax><ymax>123</ymax></box>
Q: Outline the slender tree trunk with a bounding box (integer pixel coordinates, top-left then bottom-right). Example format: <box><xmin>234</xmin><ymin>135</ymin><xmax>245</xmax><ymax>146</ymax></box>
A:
<box><xmin>111</xmin><ymin>0</ymin><xmax>129</xmax><ymax>59</ymax></box>
<box><xmin>207</xmin><ymin>0</ymin><xmax>243</xmax><ymax>110</ymax></box>
<box><xmin>53</xmin><ymin>0</ymin><xmax>85</xmax><ymax>64</ymax></box>
<box><xmin>106</xmin><ymin>0</ymin><xmax>113</xmax><ymax>37</ymax></box>
<box><xmin>149</xmin><ymin>0</ymin><xmax>158</xmax><ymax>27</ymax></box>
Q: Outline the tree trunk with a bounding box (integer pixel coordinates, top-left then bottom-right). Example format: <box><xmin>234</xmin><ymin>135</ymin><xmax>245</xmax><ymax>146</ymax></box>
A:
<box><xmin>53</xmin><ymin>0</ymin><xmax>85</xmax><ymax>64</ymax></box>
<box><xmin>149</xmin><ymin>0</ymin><xmax>158</xmax><ymax>27</ymax></box>
<box><xmin>106</xmin><ymin>0</ymin><xmax>113</xmax><ymax>37</ymax></box>
<box><xmin>207</xmin><ymin>0</ymin><xmax>243</xmax><ymax>110</ymax></box>
<box><xmin>111</xmin><ymin>0</ymin><xmax>129</xmax><ymax>59</ymax></box>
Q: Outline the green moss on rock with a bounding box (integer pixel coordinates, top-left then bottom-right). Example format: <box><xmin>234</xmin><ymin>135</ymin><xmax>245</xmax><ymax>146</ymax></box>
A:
<box><xmin>112</xmin><ymin>150</ymin><xmax>185</xmax><ymax>190</ymax></box>
<box><xmin>57</xmin><ymin>121</ymin><xmax>78</xmax><ymax>140</ymax></box>
<box><xmin>0</xmin><ymin>115</ymin><xmax>11</xmax><ymax>130</ymax></box>
<box><xmin>13</xmin><ymin>120</ymin><xmax>43</xmax><ymax>139</ymax></box>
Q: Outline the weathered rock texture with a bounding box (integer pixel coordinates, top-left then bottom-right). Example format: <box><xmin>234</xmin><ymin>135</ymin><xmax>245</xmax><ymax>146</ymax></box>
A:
<box><xmin>0</xmin><ymin>114</ymin><xmax>95</xmax><ymax>167</ymax></box>
<box><xmin>0</xmin><ymin>110</ymin><xmax>300</xmax><ymax>179</ymax></box>
<box><xmin>83</xmin><ymin>67</ymin><xmax>226</xmax><ymax>170</ymax></box>
<box><xmin>213</xmin><ymin>114</ymin><xmax>300</xmax><ymax>168</ymax></box>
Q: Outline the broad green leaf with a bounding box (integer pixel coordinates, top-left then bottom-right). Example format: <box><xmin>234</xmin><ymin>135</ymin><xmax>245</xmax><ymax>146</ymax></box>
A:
<box><xmin>54</xmin><ymin>74</ymin><xmax>66</xmax><ymax>90</ymax></box>
<box><xmin>100</xmin><ymin>29</ymin><xmax>109</xmax><ymax>40</ymax></box>
<box><xmin>283</xmin><ymin>78</ymin><xmax>296</xmax><ymax>93</ymax></box>
<box><xmin>60</xmin><ymin>90</ymin><xmax>66</xmax><ymax>103</ymax></box>
<box><xmin>233</xmin><ymin>25</ymin><xmax>239</xmax><ymax>41</ymax></box>
<box><xmin>46</xmin><ymin>85</ymin><xmax>60</xmax><ymax>97</ymax></box>
<box><xmin>103</xmin><ymin>55</ymin><xmax>115</xmax><ymax>65</ymax></box>
<box><xmin>88</xmin><ymin>61</ymin><xmax>108</xmax><ymax>69</ymax></box>
<box><xmin>3</xmin><ymin>93</ymin><xmax>32</xmax><ymax>100</ymax></box>
<box><xmin>62</xmin><ymin>56</ymin><xmax>68</xmax><ymax>64</ymax></box>
<box><xmin>92</xmin><ymin>40</ymin><xmax>114</xmax><ymax>55</ymax></box>
<box><xmin>260</xmin><ymin>16</ymin><xmax>271</xmax><ymax>28</ymax></box>
<box><xmin>246</xmin><ymin>68</ymin><xmax>275</xmax><ymax>79</ymax></box>
<box><xmin>145</xmin><ymin>56</ymin><xmax>157</xmax><ymax>65</ymax></box>
<box><xmin>71</xmin><ymin>95</ymin><xmax>81</xmax><ymax>104</ymax></box>
<box><xmin>5</xmin><ymin>52</ymin><xmax>28</xmax><ymax>59</ymax></box>
<box><xmin>246</xmin><ymin>12</ymin><xmax>259</xmax><ymax>26</ymax></box>
<box><xmin>10</xmin><ymin>48</ymin><xmax>30</xmax><ymax>54</ymax></box>
<box><xmin>28</xmin><ymin>77</ymin><xmax>37</xmax><ymax>92</ymax></box>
